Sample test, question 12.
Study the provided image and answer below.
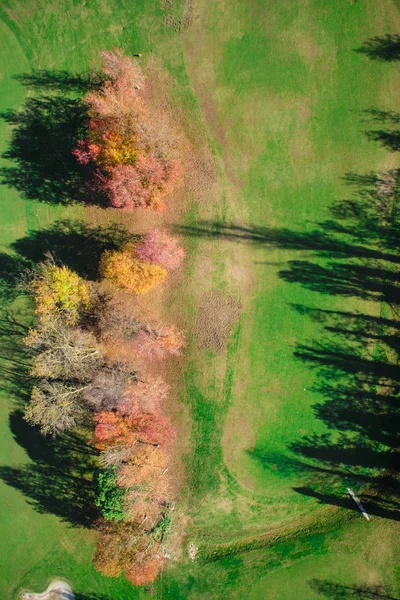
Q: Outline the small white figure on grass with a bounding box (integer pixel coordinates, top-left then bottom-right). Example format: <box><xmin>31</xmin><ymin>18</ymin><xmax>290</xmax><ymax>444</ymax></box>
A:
<box><xmin>347</xmin><ymin>488</ymin><xmax>370</xmax><ymax>521</ymax></box>
<box><xmin>188</xmin><ymin>543</ymin><xmax>198</xmax><ymax>560</ymax></box>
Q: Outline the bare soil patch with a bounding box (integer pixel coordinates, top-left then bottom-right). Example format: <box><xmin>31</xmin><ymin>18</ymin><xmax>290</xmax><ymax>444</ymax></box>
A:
<box><xmin>194</xmin><ymin>290</ymin><xmax>242</xmax><ymax>353</ymax></box>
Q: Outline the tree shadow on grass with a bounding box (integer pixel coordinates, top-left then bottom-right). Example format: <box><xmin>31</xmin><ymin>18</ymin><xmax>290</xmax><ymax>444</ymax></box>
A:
<box><xmin>179</xmin><ymin>161</ymin><xmax>400</xmax><ymax>519</ymax></box>
<box><xmin>0</xmin><ymin>252</ymin><xmax>32</xmax><ymax>302</ymax></box>
<box><xmin>0</xmin><ymin>64</ymin><xmax>110</xmax><ymax>207</ymax></box>
<box><xmin>176</xmin><ymin>220</ymin><xmax>400</xmax><ymax>264</ymax></box>
<box><xmin>355</xmin><ymin>34</ymin><xmax>400</xmax><ymax>62</ymax></box>
<box><xmin>0</xmin><ymin>410</ymin><xmax>98</xmax><ymax>527</ymax></box>
<box><xmin>294</xmin><ymin>485</ymin><xmax>400</xmax><ymax>521</ymax></box>
<box><xmin>0</xmin><ymin>95</ymin><xmax>93</xmax><ymax>206</ymax></box>
<box><xmin>308</xmin><ymin>578</ymin><xmax>398</xmax><ymax>599</ymax></box>
<box><xmin>12</xmin><ymin>219</ymin><xmax>135</xmax><ymax>280</ymax></box>
<box><xmin>177</xmin><ymin>166</ymin><xmax>400</xmax><ymax>263</ymax></box>
<box><xmin>14</xmin><ymin>69</ymin><xmax>103</xmax><ymax>93</ymax></box>
<box><xmin>0</xmin><ymin>303</ymin><xmax>99</xmax><ymax>528</ymax></box>
<box><xmin>286</xmin><ymin>304</ymin><xmax>400</xmax><ymax>519</ymax></box>
<box><xmin>0</xmin><ymin>306</ymin><xmax>32</xmax><ymax>404</ymax></box>
<box><xmin>0</xmin><ymin>226</ymin><xmax>125</xmax><ymax>526</ymax></box>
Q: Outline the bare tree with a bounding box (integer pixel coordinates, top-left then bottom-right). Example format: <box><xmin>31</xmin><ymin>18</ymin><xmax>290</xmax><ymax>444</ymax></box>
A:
<box><xmin>24</xmin><ymin>381</ymin><xmax>89</xmax><ymax>435</ymax></box>
<box><xmin>99</xmin><ymin>444</ymin><xmax>133</xmax><ymax>468</ymax></box>
<box><xmin>83</xmin><ymin>365</ymin><xmax>135</xmax><ymax>411</ymax></box>
<box><xmin>25</xmin><ymin>320</ymin><xmax>104</xmax><ymax>382</ymax></box>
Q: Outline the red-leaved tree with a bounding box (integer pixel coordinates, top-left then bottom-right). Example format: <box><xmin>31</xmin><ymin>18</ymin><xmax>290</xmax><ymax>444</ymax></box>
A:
<box><xmin>94</xmin><ymin>410</ymin><xmax>175</xmax><ymax>450</ymax></box>
<box><xmin>125</xmin><ymin>551</ymin><xmax>165</xmax><ymax>586</ymax></box>
<box><xmin>73</xmin><ymin>50</ymin><xmax>184</xmax><ymax>212</ymax></box>
<box><xmin>135</xmin><ymin>229</ymin><xmax>185</xmax><ymax>271</ymax></box>
<box><xmin>93</xmin><ymin>411</ymin><xmax>133</xmax><ymax>450</ymax></box>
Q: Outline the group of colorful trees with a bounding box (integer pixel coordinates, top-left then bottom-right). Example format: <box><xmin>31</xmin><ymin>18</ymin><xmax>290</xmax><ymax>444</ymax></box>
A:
<box><xmin>24</xmin><ymin>224</ymin><xmax>185</xmax><ymax>583</ymax></box>
<box><xmin>73</xmin><ymin>49</ymin><xmax>183</xmax><ymax>211</ymax></box>
<box><xmin>23</xmin><ymin>51</ymin><xmax>187</xmax><ymax>585</ymax></box>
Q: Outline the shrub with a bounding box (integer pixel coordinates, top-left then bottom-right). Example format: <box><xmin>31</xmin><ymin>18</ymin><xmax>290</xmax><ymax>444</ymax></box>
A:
<box><xmin>94</xmin><ymin>467</ymin><xmax>126</xmax><ymax>521</ymax></box>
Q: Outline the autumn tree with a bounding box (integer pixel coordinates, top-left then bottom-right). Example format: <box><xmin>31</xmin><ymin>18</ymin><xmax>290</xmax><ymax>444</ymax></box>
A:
<box><xmin>93</xmin><ymin>520</ymin><xmax>152</xmax><ymax>578</ymax></box>
<box><xmin>93</xmin><ymin>411</ymin><xmax>133</xmax><ymax>450</ymax></box>
<box><xmin>132</xmin><ymin>324</ymin><xmax>186</xmax><ymax>360</ymax></box>
<box><xmin>29</xmin><ymin>262</ymin><xmax>90</xmax><ymax>324</ymax></box>
<box><xmin>24</xmin><ymin>381</ymin><xmax>88</xmax><ymax>435</ymax></box>
<box><xmin>93</xmin><ymin>529</ymin><xmax>132</xmax><ymax>578</ymax></box>
<box><xmin>83</xmin><ymin>366</ymin><xmax>133</xmax><ymax>411</ymax></box>
<box><xmin>73</xmin><ymin>50</ymin><xmax>184</xmax><ymax>211</ymax></box>
<box><xmin>93</xmin><ymin>513</ymin><xmax>170</xmax><ymax>584</ymax></box>
<box><xmin>135</xmin><ymin>229</ymin><xmax>185</xmax><ymax>271</ymax></box>
<box><xmin>100</xmin><ymin>245</ymin><xmax>166</xmax><ymax>294</ymax></box>
<box><xmin>99</xmin><ymin>158</ymin><xmax>181</xmax><ymax>211</ymax></box>
<box><xmin>117</xmin><ymin>376</ymin><xmax>169</xmax><ymax>416</ymax></box>
<box><xmin>125</xmin><ymin>512</ymin><xmax>171</xmax><ymax>584</ymax></box>
<box><xmin>94</xmin><ymin>410</ymin><xmax>175</xmax><ymax>451</ymax></box>
<box><xmin>117</xmin><ymin>444</ymin><xmax>173</xmax><ymax>527</ymax></box>
<box><xmin>125</xmin><ymin>551</ymin><xmax>165</xmax><ymax>586</ymax></box>
<box><xmin>25</xmin><ymin>321</ymin><xmax>103</xmax><ymax>381</ymax></box>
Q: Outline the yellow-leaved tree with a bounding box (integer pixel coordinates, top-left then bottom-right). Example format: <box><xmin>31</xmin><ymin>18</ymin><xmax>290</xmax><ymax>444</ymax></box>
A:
<box><xmin>100</xmin><ymin>245</ymin><xmax>166</xmax><ymax>294</ymax></box>
<box><xmin>95</xmin><ymin>132</ymin><xmax>137</xmax><ymax>167</ymax></box>
<box><xmin>30</xmin><ymin>264</ymin><xmax>90</xmax><ymax>324</ymax></box>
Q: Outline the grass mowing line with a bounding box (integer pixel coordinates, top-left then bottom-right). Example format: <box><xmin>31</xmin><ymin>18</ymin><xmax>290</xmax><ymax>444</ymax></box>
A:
<box><xmin>0</xmin><ymin>6</ymin><xmax>34</xmax><ymax>63</ymax></box>
<box><xmin>184</xmin><ymin>319</ymin><xmax>241</xmax><ymax>495</ymax></box>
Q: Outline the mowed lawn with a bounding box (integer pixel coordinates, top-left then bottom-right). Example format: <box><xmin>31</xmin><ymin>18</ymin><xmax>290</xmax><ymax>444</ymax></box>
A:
<box><xmin>0</xmin><ymin>0</ymin><xmax>399</xmax><ymax>599</ymax></box>
<box><xmin>176</xmin><ymin>0</ymin><xmax>400</xmax><ymax>597</ymax></box>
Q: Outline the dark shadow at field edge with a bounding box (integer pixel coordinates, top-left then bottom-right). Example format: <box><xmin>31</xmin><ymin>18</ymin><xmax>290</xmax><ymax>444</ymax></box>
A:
<box><xmin>356</xmin><ymin>34</ymin><xmax>400</xmax><ymax>62</ymax></box>
<box><xmin>14</xmin><ymin>69</ymin><xmax>104</xmax><ymax>93</ymax></box>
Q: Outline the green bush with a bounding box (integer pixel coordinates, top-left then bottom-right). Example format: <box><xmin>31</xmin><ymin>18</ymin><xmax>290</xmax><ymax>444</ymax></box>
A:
<box><xmin>94</xmin><ymin>467</ymin><xmax>126</xmax><ymax>521</ymax></box>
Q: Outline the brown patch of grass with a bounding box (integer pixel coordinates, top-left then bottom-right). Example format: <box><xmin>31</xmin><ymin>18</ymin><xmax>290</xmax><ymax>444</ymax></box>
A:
<box><xmin>194</xmin><ymin>290</ymin><xmax>242</xmax><ymax>353</ymax></box>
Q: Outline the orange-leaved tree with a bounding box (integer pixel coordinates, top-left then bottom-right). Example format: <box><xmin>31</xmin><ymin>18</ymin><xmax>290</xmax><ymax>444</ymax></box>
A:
<box><xmin>93</xmin><ymin>410</ymin><xmax>175</xmax><ymax>450</ymax></box>
<box><xmin>132</xmin><ymin>324</ymin><xmax>186</xmax><ymax>360</ymax></box>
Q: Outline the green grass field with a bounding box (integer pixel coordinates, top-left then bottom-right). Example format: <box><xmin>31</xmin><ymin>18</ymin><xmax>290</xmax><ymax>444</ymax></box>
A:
<box><xmin>0</xmin><ymin>0</ymin><xmax>399</xmax><ymax>598</ymax></box>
